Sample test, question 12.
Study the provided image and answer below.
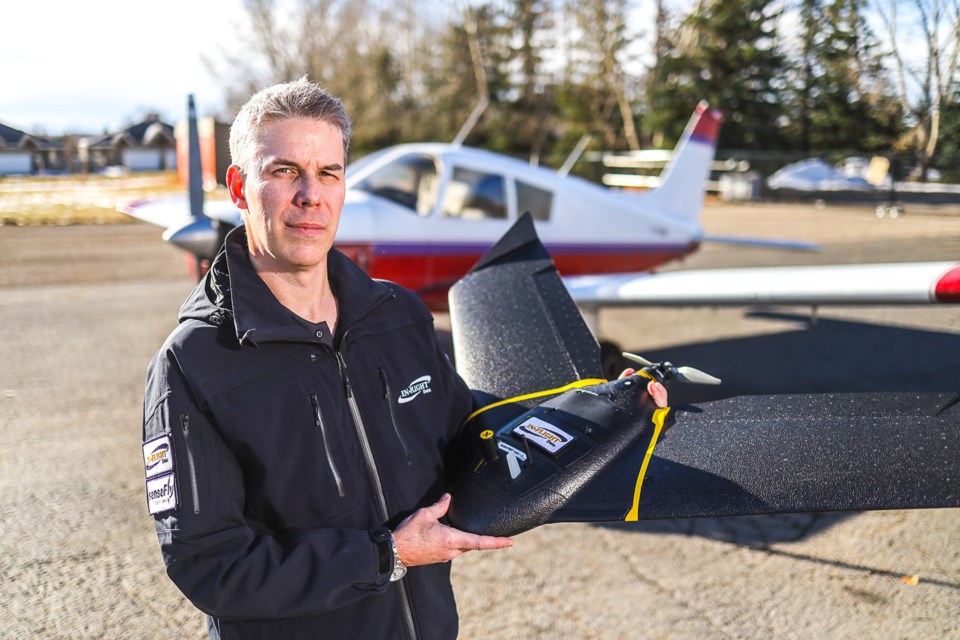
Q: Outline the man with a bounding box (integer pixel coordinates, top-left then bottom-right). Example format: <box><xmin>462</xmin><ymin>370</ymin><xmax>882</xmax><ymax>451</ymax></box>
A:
<box><xmin>141</xmin><ymin>78</ymin><xmax>513</xmax><ymax>640</ymax></box>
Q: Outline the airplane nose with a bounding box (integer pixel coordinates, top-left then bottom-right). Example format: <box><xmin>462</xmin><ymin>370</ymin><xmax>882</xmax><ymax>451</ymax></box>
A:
<box><xmin>163</xmin><ymin>216</ymin><xmax>218</xmax><ymax>260</ymax></box>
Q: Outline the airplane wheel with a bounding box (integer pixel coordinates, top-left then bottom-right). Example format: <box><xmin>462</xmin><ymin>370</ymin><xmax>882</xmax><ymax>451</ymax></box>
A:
<box><xmin>600</xmin><ymin>341</ymin><xmax>625</xmax><ymax>380</ymax></box>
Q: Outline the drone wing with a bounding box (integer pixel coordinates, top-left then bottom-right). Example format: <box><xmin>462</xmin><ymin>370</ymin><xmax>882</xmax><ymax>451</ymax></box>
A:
<box><xmin>448</xmin><ymin>215</ymin><xmax>960</xmax><ymax>532</ymax></box>
<box><xmin>450</xmin><ymin>213</ymin><xmax>603</xmax><ymax>405</ymax></box>
<box><xmin>550</xmin><ymin>391</ymin><xmax>959</xmax><ymax>524</ymax></box>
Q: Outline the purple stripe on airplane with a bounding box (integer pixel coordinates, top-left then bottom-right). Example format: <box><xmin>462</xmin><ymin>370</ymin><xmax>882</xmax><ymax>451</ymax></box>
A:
<box><xmin>358</xmin><ymin>242</ymin><xmax>692</xmax><ymax>256</ymax></box>
<box><xmin>689</xmin><ymin>133</ymin><xmax>715</xmax><ymax>145</ymax></box>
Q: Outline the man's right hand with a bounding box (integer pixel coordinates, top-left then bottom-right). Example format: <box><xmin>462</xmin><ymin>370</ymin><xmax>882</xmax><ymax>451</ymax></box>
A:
<box><xmin>391</xmin><ymin>493</ymin><xmax>513</xmax><ymax>567</ymax></box>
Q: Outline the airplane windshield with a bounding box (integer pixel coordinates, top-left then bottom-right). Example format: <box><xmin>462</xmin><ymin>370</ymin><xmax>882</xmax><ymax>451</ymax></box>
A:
<box><xmin>354</xmin><ymin>153</ymin><xmax>440</xmax><ymax>216</ymax></box>
<box><xmin>345</xmin><ymin>148</ymin><xmax>392</xmax><ymax>180</ymax></box>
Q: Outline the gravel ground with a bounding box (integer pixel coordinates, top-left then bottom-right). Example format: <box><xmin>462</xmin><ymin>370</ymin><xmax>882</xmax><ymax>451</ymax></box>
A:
<box><xmin>1</xmin><ymin>203</ymin><xmax>958</xmax><ymax>639</ymax></box>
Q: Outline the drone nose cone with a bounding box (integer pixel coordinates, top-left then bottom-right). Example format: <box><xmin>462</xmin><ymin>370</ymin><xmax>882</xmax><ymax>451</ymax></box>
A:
<box><xmin>163</xmin><ymin>216</ymin><xmax>218</xmax><ymax>260</ymax></box>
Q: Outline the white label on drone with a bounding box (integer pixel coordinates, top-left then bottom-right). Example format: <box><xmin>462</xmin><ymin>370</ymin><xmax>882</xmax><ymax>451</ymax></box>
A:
<box><xmin>497</xmin><ymin>441</ymin><xmax>527</xmax><ymax>462</ymax></box>
<box><xmin>512</xmin><ymin>417</ymin><xmax>575</xmax><ymax>455</ymax></box>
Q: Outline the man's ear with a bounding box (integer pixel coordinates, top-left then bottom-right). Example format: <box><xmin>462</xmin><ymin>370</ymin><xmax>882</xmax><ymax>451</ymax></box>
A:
<box><xmin>226</xmin><ymin>165</ymin><xmax>249</xmax><ymax>210</ymax></box>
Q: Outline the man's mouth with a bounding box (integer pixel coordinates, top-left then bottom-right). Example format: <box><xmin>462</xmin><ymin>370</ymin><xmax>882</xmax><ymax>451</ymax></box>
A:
<box><xmin>286</xmin><ymin>221</ymin><xmax>326</xmax><ymax>233</ymax></box>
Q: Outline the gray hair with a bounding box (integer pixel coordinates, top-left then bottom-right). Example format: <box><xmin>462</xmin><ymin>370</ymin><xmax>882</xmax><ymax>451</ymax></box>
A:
<box><xmin>229</xmin><ymin>77</ymin><xmax>353</xmax><ymax>175</ymax></box>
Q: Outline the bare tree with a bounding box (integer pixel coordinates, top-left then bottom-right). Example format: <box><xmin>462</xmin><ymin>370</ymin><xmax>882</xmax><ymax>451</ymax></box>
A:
<box><xmin>876</xmin><ymin>0</ymin><xmax>960</xmax><ymax>179</ymax></box>
<box><xmin>566</xmin><ymin>0</ymin><xmax>643</xmax><ymax>150</ymax></box>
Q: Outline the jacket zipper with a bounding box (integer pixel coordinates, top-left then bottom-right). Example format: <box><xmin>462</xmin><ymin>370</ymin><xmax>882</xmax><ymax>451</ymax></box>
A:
<box><xmin>310</xmin><ymin>393</ymin><xmax>345</xmax><ymax>498</ymax></box>
<box><xmin>379</xmin><ymin>367</ymin><xmax>412</xmax><ymax>466</ymax></box>
<box><xmin>336</xmin><ymin>350</ymin><xmax>418</xmax><ymax>640</ymax></box>
<box><xmin>179</xmin><ymin>415</ymin><xmax>201</xmax><ymax>514</ymax></box>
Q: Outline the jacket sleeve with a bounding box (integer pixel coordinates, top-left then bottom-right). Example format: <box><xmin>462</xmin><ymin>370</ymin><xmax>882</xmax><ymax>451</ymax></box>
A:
<box><xmin>142</xmin><ymin>347</ymin><xmax>393</xmax><ymax>620</ymax></box>
<box><xmin>432</xmin><ymin>337</ymin><xmax>476</xmax><ymax>488</ymax></box>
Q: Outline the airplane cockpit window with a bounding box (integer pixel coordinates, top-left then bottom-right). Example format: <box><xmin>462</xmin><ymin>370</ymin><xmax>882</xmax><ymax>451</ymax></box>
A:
<box><xmin>354</xmin><ymin>153</ymin><xmax>439</xmax><ymax>216</ymax></box>
<box><xmin>441</xmin><ymin>168</ymin><xmax>506</xmax><ymax>220</ymax></box>
<box><xmin>515</xmin><ymin>180</ymin><xmax>553</xmax><ymax>221</ymax></box>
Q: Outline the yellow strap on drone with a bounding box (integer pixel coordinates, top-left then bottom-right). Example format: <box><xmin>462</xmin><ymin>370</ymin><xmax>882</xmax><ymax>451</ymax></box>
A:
<box><xmin>624</xmin><ymin>406</ymin><xmax>672</xmax><ymax>522</ymax></box>
<box><xmin>467</xmin><ymin>378</ymin><xmax>607</xmax><ymax>423</ymax></box>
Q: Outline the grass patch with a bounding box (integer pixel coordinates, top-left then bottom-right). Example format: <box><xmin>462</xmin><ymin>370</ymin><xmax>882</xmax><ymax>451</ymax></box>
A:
<box><xmin>0</xmin><ymin>172</ymin><xmax>187</xmax><ymax>226</ymax></box>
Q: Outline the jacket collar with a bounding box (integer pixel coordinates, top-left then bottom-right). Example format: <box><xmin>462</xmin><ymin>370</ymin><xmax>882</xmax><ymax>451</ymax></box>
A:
<box><xmin>181</xmin><ymin>226</ymin><xmax>398</xmax><ymax>347</ymax></box>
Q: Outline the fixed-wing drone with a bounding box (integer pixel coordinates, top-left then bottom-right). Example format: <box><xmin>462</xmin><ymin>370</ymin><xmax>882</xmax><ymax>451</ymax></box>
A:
<box><xmin>445</xmin><ymin>215</ymin><xmax>959</xmax><ymax>536</ymax></box>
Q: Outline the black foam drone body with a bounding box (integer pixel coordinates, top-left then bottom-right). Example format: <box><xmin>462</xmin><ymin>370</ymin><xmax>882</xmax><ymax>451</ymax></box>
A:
<box><xmin>446</xmin><ymin>214</ymin><xmax>960</xmax><ymax>537</ymax></box>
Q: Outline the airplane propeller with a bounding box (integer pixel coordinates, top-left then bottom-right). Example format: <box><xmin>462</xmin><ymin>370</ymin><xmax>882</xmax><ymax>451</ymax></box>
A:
<box><xmin>622</xmin><ymin>352</ymin><xmax>722</xmax><ymax>386</ymax></box>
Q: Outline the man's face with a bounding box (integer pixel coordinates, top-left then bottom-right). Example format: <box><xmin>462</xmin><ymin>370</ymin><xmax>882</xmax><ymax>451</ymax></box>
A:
<box><xmin>227</xmin><ymin>117</ymin><xmax>346</xmax><ymax>275</ymax></box>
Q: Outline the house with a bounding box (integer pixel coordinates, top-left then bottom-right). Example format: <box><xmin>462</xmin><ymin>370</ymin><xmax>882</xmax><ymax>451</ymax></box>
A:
<box><xmin>81</xmin><ymin>114</ymin><xmax>177</xmax><ymax>172</ymax></box>
<box><xmin>0</xmin><ymin>122</ymin><xmax>65</xmax><ymax>175</ymax></box>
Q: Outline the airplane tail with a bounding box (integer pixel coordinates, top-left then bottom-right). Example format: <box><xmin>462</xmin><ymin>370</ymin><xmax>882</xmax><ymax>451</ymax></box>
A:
<box><xmin>638</xmin><ymin>102</ymin><xmax>722</xmax><ymax>222</ymax></box>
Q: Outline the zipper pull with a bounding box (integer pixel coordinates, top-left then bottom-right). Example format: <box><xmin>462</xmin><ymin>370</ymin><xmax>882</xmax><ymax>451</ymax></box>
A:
<box><xmin>181</xmin><ymin>414</ymin><xmax>190</xmax><ymax>433</ymax></box>
<box><xmin>310</xmin><ymin>393</ymin><xmax>322</xmax><ymax>425</ymax></box>
<box><xmin>336</xmin><ymin>352</ymin><xmax>353</xmax><ymax>398</ymax></box>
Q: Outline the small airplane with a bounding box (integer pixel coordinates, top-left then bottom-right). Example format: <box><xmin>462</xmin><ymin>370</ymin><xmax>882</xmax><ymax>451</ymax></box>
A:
<box><xmin>123</xmin><ymin>97</ymin><xmax>722</xmax><ymax>310</ymax></box>
<box><xmin>123</xmin><ymin>97</ymin><xmax>960</xmax><ymax>375</ymax></box>
<box><xmin>445</xmin><ymin>215</ymin><xmax>960</xmax><ymax>536</ymax></box>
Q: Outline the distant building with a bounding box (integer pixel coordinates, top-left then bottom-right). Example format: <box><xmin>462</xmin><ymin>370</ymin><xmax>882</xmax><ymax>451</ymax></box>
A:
<box><xmin>0</xmin><ymin>122</ymin><xmax>65</xmax><ymax>175</ymax></box>
<box><xmin>80</xmin><ymin>114</ymin><xmax>177</xmax><ymax>173</ymax></box>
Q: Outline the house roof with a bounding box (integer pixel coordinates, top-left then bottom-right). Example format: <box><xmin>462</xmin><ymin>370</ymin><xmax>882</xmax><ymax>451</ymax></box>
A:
<box><xmin>87</xmin><ymin>115</ymin><xmax>175</xmax><ymax>149</ymax></box>
<box><xmin>0</xmin><ymin>122</ymin><xmax>61</xmax><ymax>151</ymax></box>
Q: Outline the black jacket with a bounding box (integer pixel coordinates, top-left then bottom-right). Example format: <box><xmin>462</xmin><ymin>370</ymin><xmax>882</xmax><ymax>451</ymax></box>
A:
<box><xmin>142</xmin><ymin>228</ymin><xmax>472</xmax><ymax>639</ymax></box>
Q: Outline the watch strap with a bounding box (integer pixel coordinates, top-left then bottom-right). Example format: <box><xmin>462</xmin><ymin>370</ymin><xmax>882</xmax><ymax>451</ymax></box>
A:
<box><xmin>370</xmin><ymin>528</ymin><xmax>393</xmax><ymax>576</ymax></box>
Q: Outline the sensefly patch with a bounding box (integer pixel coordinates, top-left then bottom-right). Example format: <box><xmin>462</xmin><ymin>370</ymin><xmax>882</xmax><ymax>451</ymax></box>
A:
<box><xmin>512</xmin><ymin>417</ymin><xmax>575</xmax><ymax>455</ymax></box>
<box><xmin>146</xmin><ymin>473</ymin><xmax>178</xmax><ymax>514</ymax></box>
<box><xmin>143</xmin><ymin>435</ymin><xmax>174</xmax><ymax>478</ymax></box>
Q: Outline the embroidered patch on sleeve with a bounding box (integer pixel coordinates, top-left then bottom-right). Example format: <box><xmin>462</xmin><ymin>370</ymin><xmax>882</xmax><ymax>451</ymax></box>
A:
<box><xmin>143</xmin><ymin>435</ymin><xmax>174</xmax><ymax>478</ymax></box>
<box><xmin>146</xmin><ymin>473</ymin><xmax>179</xmax><ymax>514</ymax></box>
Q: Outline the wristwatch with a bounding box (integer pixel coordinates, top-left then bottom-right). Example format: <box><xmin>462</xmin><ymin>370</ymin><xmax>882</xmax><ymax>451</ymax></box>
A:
<box><xmin>371</xmin><ymin>528</ymin><xmax>407</xmax><ymax>582</ymax></box>
<box><xmin>388</xmin><ymin>533</ymin><xmax>407</xmax><ymax>582</ymax></box>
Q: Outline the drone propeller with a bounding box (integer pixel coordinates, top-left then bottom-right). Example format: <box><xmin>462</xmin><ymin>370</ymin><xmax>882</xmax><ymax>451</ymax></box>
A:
<box><xmin>622</xmin><ymin>352</ymin><xmax>722</xmax><ymax>386</ymax></box>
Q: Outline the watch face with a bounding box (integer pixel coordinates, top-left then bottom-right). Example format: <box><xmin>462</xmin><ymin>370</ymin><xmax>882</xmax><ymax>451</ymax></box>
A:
<box><xmin>390</xmin><ymin>559</ymin><xmax>407</xmax><ymax>582</ymax></box>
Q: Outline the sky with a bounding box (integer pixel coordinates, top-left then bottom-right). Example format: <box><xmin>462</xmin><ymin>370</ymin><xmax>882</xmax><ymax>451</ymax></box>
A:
<box><xmin>2</xmin><ymin>0</ymin><xmax>244</xmax><ymax>136</ymax></box>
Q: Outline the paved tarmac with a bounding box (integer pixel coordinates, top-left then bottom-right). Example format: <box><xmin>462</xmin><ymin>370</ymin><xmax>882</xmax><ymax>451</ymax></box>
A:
<box><xmin>0</xmin><ymin>203</ymin><xmax>958</xmax><ymax>639</ymax></box>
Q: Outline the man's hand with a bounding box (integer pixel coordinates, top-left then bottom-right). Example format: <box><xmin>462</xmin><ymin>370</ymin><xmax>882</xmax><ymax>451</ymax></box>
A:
<box><xmin>392</xmin><ymin>493</ymin><xmax>513</xmax><ymax>567</ymax></box>
<box><xmin>619</xmin><ymin>368</ymin><xmax>669</xmax><ymax>408</ymax></box>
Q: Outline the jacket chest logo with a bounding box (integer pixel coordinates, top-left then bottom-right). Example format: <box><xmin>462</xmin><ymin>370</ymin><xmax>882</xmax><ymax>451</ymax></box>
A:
<box><xmin>398</xmin><ymin>375</ymin><xmax>432</xmax><ymax>404</ymax></box>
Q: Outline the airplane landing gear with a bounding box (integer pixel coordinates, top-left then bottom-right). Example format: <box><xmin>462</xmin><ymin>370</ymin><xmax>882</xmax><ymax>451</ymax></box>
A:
<box><xmin>600</xmin><ymin>341</ymin><xmax>625</xmax><ymax>380</ymax></box>
<box><xmin>876</xmin><ymin>203</ymin><xmax>904</xmax><ymax>218</ymax></box>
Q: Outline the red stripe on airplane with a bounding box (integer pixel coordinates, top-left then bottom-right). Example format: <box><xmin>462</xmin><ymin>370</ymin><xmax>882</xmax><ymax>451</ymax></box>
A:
<box><xmin>338</xmin><ymin>242</ymin><xmax>697</xmax><ymax>311</ymax></box>
<box><xmin>693</xmin><ymin>102</ymin><xmax>723</xmax><ymax>142</ymax></box>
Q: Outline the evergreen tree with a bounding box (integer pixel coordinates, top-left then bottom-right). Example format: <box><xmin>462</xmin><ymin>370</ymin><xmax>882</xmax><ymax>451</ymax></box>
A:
<box><xmin>647</xmin><ymin>0</ymin><xmax>788</xmax><ymax>150</ymax></box>
<box><xmin>783</xmin><ymin>0</ymin><xmax>901</xmax><ymax>156</ymax></box>
<box><xmin>497</xmin><ymin>0</ymin><xmax>557</xmax><ymax>161</ymax></box>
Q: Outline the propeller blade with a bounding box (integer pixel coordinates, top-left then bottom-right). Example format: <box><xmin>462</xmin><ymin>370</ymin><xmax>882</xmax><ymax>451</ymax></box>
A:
<box><xmin>675</xmin><ymin>366</ymin><xmax>722</xmax><ymax>385</ymax></box>
<box><xmin>186</xmin><ymin>94</ymin><xmax>205</xmax><ymax>220</ymax></box>
<box><xmin>622</xmin><ymin>352</ymin><xmax>655</xmax><ymax>368</ymax></box>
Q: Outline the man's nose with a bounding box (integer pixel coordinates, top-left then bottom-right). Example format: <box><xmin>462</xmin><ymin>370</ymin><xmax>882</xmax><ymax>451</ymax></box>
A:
<box><xmin>296</xmin><ymin>174</ymin><xmax>324</xmax><ymax>207</ymax></box>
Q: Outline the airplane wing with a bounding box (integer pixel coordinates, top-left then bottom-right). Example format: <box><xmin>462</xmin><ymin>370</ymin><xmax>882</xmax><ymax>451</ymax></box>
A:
<box><xmin>565</xmin><ymin>262</ymin><xmax>960</xmax><ymax>307</ymax></box>
<box><xmin>446</xmin><ymin>214</ymin><xmax>960</xmax><ymax>536</ymax></box>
